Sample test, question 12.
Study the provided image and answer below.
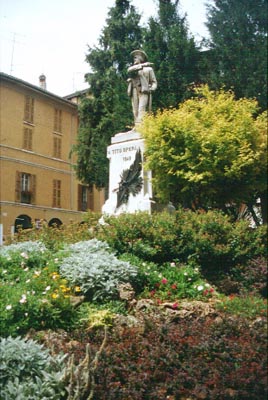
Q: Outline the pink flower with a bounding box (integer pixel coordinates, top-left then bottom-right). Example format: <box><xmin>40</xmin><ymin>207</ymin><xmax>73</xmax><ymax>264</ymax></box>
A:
<box><xmin>172</xmin><ymin>302</ymin><xmax>179</xmax><ymax>309</ymax></box>
<box><xmin>171</xmin><ymin>284</ymin><xmax>177</xmax><ymax>290</ymax></box>
<box><xmin>161</xmin><ymin>278</ymin><xmax>168</xmax><ymax>284</ymax></box>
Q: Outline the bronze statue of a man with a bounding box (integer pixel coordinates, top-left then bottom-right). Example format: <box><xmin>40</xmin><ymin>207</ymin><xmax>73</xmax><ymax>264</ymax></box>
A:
<box><xmin>127</xmin><ymin>50</ymin><xmax>157</xmax><ymax>126</ymax></box>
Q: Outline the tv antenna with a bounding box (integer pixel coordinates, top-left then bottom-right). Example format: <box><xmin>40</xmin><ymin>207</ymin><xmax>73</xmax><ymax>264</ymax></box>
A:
<box><xmin>10</xmin><ymin>32</ymin><xmax>25</xmax><ymax>74</ymax></box>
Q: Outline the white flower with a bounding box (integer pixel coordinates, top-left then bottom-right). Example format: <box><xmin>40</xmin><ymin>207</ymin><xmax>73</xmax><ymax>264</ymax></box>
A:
<box><xmin>24</xmin><ymin>313</ymin><xmax>28</xmax><ymax>317</ymax></box>
<box><xmin>205</xmin><ymin>283</ymin><xmax>210</xmax><ymax>287</ymax></box>
<box><xmin>20</xmin><ymin>252</ymin><xmax>29</xmax><ymax>259</ymax></box>
<box><xmin>26</xmin><ymin>279</ymin><xmax>31</xmax><ymax>283</ymax></box>
<box><xmin>188</xmin><ymin>278</ymin><xmax>192</xmax><ymax>281</ymax></box>
<box><xmin>197</xmin><ymin>285</ymin><xmax>204</xmax><ymax>291</ymax></box>
<box><xmin>32</xmin><ymin>290</ymin><xmax>35</xmax><ymax>295</ymax></box>
<box><xmin>24</xmin><ymin>267</ymin><xmax>29</xmax><ymax>272</ymax></box>
<box><xmin>6</xmin><ymin>305</ymin><xmax>12</xmax><ymax>310</ymax></box>
<box><xmin>45</xmin><ymin>286</ymin><xmax>51</xmax><ymax>291</ymax></box>
<box><xmin>184</xmin><ymin>272</ymin><xmax>188</xmax><ymax>276</ymax></box>
<box><xmin>19</xmin><ymin>294</ymin><xmax>27</xmax><ymax>303</ymax></box>
<box><xmin>34</xmin><ymin>270</ymin><xmax>41</xmax><ymax>276</ymax></box>
<box><xmin>3</xmin><ymin>270</ymin><xmax>7</xmax><ymax>274</ymax></box>
<box><xmin>170</xmin><ymin>262</ymin><xmax>176</xmax><ymax>267</ymax></box>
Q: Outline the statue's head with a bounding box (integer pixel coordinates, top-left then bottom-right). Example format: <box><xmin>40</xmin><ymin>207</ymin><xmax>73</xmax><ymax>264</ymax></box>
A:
<box><xmin>131</xmin><ymin>49</ymin><xmax>148</xmax><ymax>63</ymax></box>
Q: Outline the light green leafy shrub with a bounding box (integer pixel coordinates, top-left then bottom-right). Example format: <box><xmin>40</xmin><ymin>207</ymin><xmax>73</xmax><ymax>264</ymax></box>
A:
<box><xmin>59</xmin><ymin>239</ymin><xmax>139</xmax><ymax>301</ymax></box>
<box><xmin>0</xmin><ymin>336</ymin><xmax>67</xmax><ymax>399</ymax></box>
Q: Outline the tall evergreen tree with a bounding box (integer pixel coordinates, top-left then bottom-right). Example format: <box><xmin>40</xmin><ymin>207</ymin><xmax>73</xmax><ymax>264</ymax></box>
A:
<box><xmin>73</xmin><ymin>0</ymin><xmax>143</xmax><ymax>189</ymax></box>
<box><xmin>142</xmin><ymin>0</ymin><xmax>200</xmax><ymax>110</ymax></box>
<box><xmin>205</xmin><ymin>0</ymin><xmax>267</xmax><ymax>110</ymax></box>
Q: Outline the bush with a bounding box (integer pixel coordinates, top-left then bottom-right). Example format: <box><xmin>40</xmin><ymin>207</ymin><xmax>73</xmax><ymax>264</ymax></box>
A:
<box><xmin>137</xmin><ymin>260</ymin><xmax>216</xmax><ymax>302</ymax></box>
<box><xmin>217</xmin><ymin>294</ymin><xmax>267</xmax><ymax>318</ymax></box>
<box><xmin>215</xmin><ymin>257</ymin><xmax>268</xmax><ymax>297</ymax></box>
<box><xmin>0</xmin><ymin>243</ymin><xmax>79</xmax><ymax>336</ymax></box>
<box><xmin>59</xmin><ymin>239</ymin><xmax>139</xmax><ymax>301</ymax></box>
<box><xmin>0</xmin><ymin>336</ymin><xmax>67</xmax><ymax>399</ymax></box>
<box><xmin>97</xmin><ymin>210</ymin><xmax>266</xmax><ymax>278</ymax></box>
<box><xmin>233</xmin><ymin>257</ymin><xmax>267</xmax><ymax>297</ymax></box>
<box><xmin>89</xmin><ymin>316</ymin><xmax>267</xmax><ymax>399</ymax></box>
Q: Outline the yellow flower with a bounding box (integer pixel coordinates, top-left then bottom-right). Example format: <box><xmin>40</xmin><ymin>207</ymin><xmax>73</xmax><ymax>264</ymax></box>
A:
<box><xmin>51</xmin><ymin>272</ymin><xmax>60</xmax><ymax>280</ymax></box>
<box><xmin>74</xmin><ymin>286</ymin><xmax>81</xmax><ymax>292</ymax></box>
<box><xmin>51</xmin><ymin>293</ymin><xmax>59</xmax><ymax>299</ymax></box>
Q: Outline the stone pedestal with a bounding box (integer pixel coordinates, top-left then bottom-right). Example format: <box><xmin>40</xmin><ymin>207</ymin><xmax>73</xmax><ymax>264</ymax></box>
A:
<box><xmin>102</xmin><ymin>130</ymin><xmax>153</xmax><ymax>215</ymax></box>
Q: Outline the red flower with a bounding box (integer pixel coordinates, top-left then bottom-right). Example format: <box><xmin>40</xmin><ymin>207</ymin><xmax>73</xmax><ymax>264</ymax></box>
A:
<box><xmin>172</xmin><ymin>302</ymin><xmax>179</xmax><ymax>309</ymax></box>
<box><xmin>171</xmin><ymin>284</ymin><xmax>177</xmax><ymax>290</ymax></box>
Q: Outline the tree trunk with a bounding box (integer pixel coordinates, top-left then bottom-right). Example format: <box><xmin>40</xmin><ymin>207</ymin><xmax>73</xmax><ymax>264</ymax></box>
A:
<box><xmin>260</xmin><ymin>191</ymin><xmax>267</xmax><ymax>224</ymax></box>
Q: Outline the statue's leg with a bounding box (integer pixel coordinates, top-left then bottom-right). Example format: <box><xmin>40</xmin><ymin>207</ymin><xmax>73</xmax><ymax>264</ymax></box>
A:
<box><xmin>132</xmin><ymin>89</ymin><xmax>139</xmax><ymax>123</ymax></box>
<box><xmin>137</xmin><ymin>93</ymin><xmax>149</xmax><ymax>123</ymax></box>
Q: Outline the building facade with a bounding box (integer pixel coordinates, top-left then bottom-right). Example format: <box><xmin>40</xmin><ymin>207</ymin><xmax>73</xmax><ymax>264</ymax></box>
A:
<box><xmin>0</xmin><ymin>72</ymin><xmax>104</xmax><ymax>241</ymax></box>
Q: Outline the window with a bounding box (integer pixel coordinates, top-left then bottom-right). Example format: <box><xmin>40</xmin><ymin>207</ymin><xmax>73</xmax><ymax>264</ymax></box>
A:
<box><xmin>53</xmin><ymin>136</ymin><xmax>62</xmax><ymax>158</ymax></box>
<box><xmin>23</xmin><ymin>127</ymin><xmax>33</xmax><ymax>150</ymax></box>
<box><xmin>24</xmin><ymin>95</ymin><xmax>34</xmax><ymax>124</ymax></box>
<box><xmin>54</xmin><ymin>108</ymin><xmax>62</xmax><ymax>132</ymax></box>
<box><xmin>52</xmin><ymin>179</ymin><xmax>61</xmax><ymax>208</ymax></box>
<box><xmin>15</xmin><ymin>172</ymin><xmax>36</xmax><ymax>204</ymax></box>
<box><xmin>78</xmin><ymin>184</ymin><xmax>94</xmax><ymax>211</ymax></box>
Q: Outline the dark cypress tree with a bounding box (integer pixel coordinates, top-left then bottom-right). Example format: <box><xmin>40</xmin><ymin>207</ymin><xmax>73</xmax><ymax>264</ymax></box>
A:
<box><xmin>142</xmin><ymin>0</ymin><xmax>200</xmax><ymax>110</ymax></box>
<box><xmin>205</xmin><ymin>0</ymin><xmax>268</xmax><ymax>110</ymax></box>
<box><xmin>73</xmin><ymin>0</ymin><xmax>143</xmax><ymax>189</ymax></box>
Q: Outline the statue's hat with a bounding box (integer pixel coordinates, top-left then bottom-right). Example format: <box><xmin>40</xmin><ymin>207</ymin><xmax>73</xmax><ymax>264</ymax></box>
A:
<box><xmin>131</xmin><ymin>49</ymin><xmax>148</xmax><ymax>61</ymax></box>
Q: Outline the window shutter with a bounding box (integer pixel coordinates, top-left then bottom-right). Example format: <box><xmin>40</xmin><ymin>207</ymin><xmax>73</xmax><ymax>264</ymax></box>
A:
<box><xmin>88</xmin><ymin>186</ymin><xmax>94</xmax><ymax>210</ymax></box>
<box><xmin>24</xmin><ymin>96</ymin><xmax>34</xmax><ymax>123</ymax></box>
<box><xmin>15</xmin><ymin>171</ymin><xmax>21</xmax><ymax>202</ymax></box>
<box><xmin>54</xmin><ymin>109</ymin><xmax>58</xmax><ymax>131</ymax></box>
<box><xmin>78</xmin><ymin>184</ymin><xmax>82</xmax><ymax>211</ymax></box>
<box><xmin>24</xmin><ymin>96</ymin><xmax>30</xmax><ymax>121</ymax></box>
<box><xmin>59</xmin><ymin>110</ymin><xmax>62</xmax><ymax>132</ymax></box>
<box><xmin>31</xmin><ymin>174</ymin><xmax>36</xmax><ymax>204</ymax></box>
<box><xmin>30</xmin><ymin>97</ymin><xmax>34</xmax><ymax>123</ymax></box>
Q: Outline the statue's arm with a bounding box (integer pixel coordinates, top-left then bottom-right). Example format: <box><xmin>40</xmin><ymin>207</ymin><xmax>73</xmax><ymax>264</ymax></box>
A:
<box><xmin>149</xmin><ymin>68</ymin><xmax>157</xmax><ymax>91</ymax></box>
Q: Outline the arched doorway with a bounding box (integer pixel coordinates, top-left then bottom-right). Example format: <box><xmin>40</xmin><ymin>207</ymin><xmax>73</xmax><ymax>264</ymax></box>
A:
<box><xmin>48</xmin><ymin>218</ymin><xmax>62</xmax><ymax>228</ymax></box>
<box><xmin>14</xmin><ymin>214</ymin><xmax>32</xmax><ymax>232</ymax></box>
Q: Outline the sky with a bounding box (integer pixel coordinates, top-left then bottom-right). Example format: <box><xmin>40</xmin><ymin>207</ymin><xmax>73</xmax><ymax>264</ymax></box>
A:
<box><xmin>0</xmin><ymin>0</ymin><xmax>210</xmax><ymax>97</ymax></box>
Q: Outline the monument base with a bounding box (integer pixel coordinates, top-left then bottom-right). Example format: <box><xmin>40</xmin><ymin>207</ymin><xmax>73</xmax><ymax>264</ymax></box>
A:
<box><xmin>102</xmin><ymin>130</ymin><xmax>154</xmax><ymax>216</ymax></box>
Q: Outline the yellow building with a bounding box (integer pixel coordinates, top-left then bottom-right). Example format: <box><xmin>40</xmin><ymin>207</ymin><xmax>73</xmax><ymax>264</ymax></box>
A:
<box><xmin>0</xmin><ymin>72</ymin><xmax>104</xmax><ymax>241</ymax></box>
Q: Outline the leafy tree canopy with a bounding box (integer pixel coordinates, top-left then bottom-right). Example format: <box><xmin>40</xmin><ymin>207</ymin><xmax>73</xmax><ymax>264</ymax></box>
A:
<box><xmin>141</xmin><ymin>85</ymin><xmax>267</xmax><ymax>222</ymax></box>
<box><xmin>205</xmin><ymin>0</ymin><xmax>268</xmax><ymax>110</ymax></box>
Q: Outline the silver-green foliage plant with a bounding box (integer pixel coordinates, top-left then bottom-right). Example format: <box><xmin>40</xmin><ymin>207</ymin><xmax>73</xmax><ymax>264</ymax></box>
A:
<box><xmin>60</xmin><ymin>239</ymin><xmax>138</xmax><ymax>301</ymax></box>
<box><xmin>0</xmin><ymin>336</ymin><xmax>67</xmax><ymax>400</ymax></box>
<box><xmin>0</xmin><ymin>241</ymin><xmax>47</xmax><ymax>257</ymax></box>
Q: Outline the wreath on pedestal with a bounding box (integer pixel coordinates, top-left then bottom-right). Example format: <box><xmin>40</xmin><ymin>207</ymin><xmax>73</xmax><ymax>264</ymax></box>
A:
<box><xmin>115</xmin><ymin>149</ymin><xmax>143</xmax><ymax>209</ymax></box>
